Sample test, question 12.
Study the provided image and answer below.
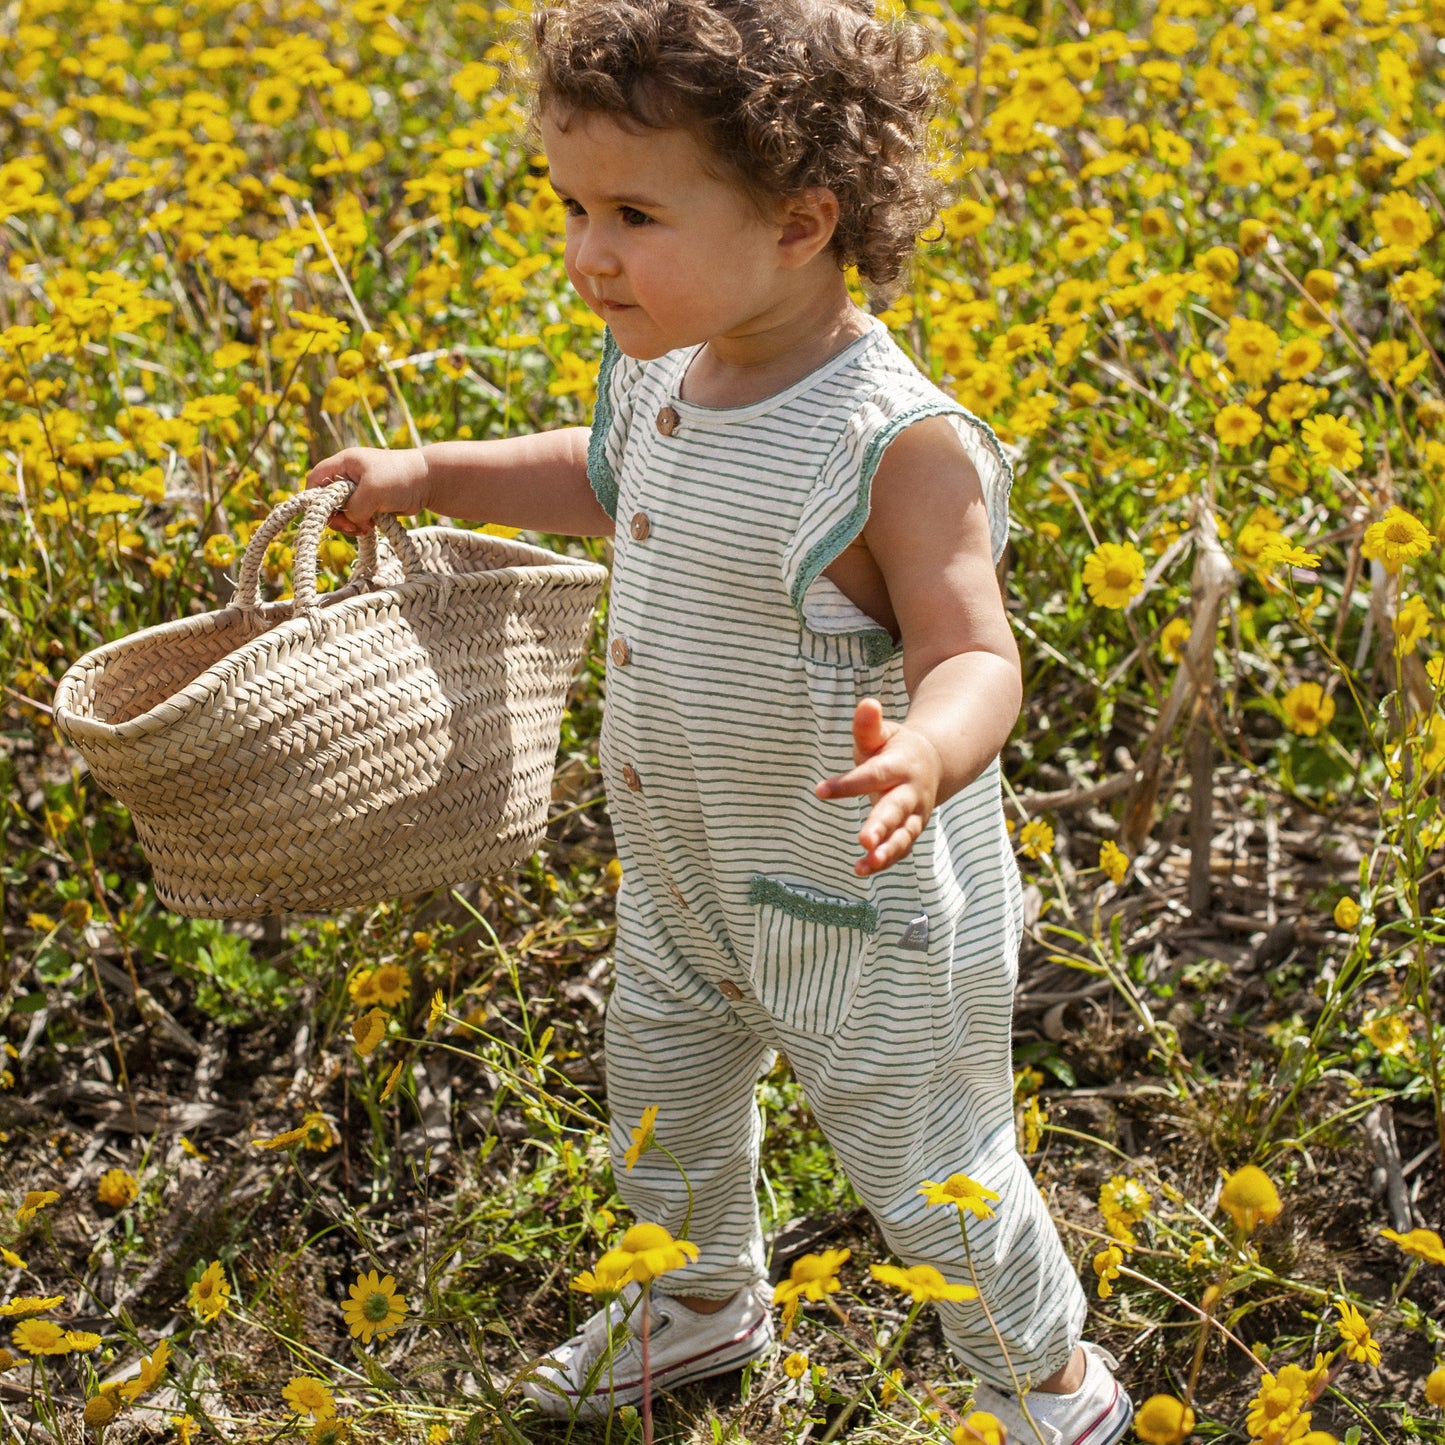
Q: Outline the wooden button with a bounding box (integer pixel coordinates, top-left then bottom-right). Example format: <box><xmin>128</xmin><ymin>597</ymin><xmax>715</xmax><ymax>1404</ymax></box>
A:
<box><xmin>621</xmin><ymin>764</ymin><xmax>642</xmax><ymax>792</ymax></box>
<box><xmin>656</xmin><ymin>405</ymin><xmax>680</xmax><ymax>436</ymax></box>
<box><xmin>610</xmin><ymin>636</ymin><xmax>632</xmax><ymax>666</ymax></box>
<box><xmin>717</xmin><ymin>979</ymin><xmax>743</xmax><ymax>1002</ymax></box>
<box><xmin>629</xmin><ymin>511</ymin><xmax>651</xmax><ymax>541</ymax></box>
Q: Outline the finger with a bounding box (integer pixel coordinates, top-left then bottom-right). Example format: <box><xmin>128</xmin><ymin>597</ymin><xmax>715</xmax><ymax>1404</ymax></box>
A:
<box><xmin>851</xmin><ymin>697</ymin><xmax>889</xmax><ymax>762</ymax></box>
<box><xmin>858</xmin><ymin>791</ymin><xmax>919</xmax><ymax>851</ymax></box>
<box><xmin>815</xmin><ymin>754</ymin><xmax>912</xmax><ymax>801</ymax></box>
<box><xmin>854</xmin><ymin>817</ymin><xmax>924</xmax><ymax>876</ymax></box>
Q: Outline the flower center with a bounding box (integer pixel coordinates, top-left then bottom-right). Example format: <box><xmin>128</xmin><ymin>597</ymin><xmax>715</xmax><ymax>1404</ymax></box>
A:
<box><xmin>364</xmin><ymin>1291</ymin><xmax>392</xmax><ymax>1322</ymax></box>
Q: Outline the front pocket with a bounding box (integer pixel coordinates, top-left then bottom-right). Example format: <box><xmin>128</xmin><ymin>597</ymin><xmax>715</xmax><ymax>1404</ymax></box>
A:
<box><xmin>747</xmin><ymin>875</ymin><xmax>877</xmax><ymax>1035</ymax></box>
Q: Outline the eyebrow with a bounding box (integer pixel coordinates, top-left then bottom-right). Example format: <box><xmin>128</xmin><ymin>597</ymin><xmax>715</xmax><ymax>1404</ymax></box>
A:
<box><xmin>549</xmin><ymin>178</ymin><xmax>666</xmax><ymax>210</ymax></box>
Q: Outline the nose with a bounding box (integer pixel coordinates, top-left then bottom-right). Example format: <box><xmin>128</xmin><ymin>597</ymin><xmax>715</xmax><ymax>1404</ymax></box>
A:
<box><xmin>571</xmin><ymin>219</ymin><xmax>619</xmax><ymax>280</ymax></box>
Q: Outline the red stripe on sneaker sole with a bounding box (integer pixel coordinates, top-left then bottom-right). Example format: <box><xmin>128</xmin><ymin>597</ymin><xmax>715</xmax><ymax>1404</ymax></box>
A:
<box><xmin>1071</xmin><ymin>1381</ymin><xmax>1134</xmax><ymax>1445</ymax></box>
<box><xmin>554</xmin><ymin>1312</ymin><xmax>771</xmax><ymax>1405</ymax></box>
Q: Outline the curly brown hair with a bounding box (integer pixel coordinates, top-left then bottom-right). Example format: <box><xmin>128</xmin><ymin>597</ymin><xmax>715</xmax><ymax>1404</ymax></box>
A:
<box><xmin>530</xmin><ymin>0</ymin><xmax>941</xmax><ymax>292</ymax></box>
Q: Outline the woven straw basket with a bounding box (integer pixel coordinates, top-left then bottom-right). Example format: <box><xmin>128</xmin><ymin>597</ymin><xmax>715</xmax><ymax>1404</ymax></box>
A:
<box><xmin>54</xmin><ymin>479</ymin><xmax>608</xmax><ymax>919</ymax></box>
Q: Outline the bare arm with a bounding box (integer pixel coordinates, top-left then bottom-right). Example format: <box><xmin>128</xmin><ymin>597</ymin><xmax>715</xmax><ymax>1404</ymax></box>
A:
<box><xmin>304</xmin><ymin>426</ymin><xmax>614</xmax><ymax>537</ymax></box>
<box><xmin>814</xmin><ymin>414</ymin><xmax>1020</xmax><ymax>876</ymax></box>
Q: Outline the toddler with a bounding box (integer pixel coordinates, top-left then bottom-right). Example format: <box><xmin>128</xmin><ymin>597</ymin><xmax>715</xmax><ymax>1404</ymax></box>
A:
<box><xmin>308</xmin><ymin>0</ymin><xmax>1132</xmax><ymax>1438</ymax></box>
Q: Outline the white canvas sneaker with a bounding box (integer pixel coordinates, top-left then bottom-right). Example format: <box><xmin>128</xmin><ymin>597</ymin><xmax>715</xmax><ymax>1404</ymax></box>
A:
<box><xmin>520</xmin><ymin>1281</ymin><xmax>774</xmax><ymax>1418</ymax></box>
<box><xmin>970</xmin><ymin>1343</ymin><xmax>1133</xmax><ymax>1445</ymax></box>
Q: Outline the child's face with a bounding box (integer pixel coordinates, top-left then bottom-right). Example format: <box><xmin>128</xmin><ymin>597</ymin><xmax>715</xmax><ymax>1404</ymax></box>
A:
<box><xmin>542</xmin><ymin>109</ymin><xmax>801</xmax><ymax>360</ymax></box>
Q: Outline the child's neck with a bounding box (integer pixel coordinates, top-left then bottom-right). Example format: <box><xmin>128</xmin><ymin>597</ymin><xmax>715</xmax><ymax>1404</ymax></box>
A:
<box><xmin>679</xmin><ymin>275</ymin><xmax>872</xmax><ymax>410</ymax></box>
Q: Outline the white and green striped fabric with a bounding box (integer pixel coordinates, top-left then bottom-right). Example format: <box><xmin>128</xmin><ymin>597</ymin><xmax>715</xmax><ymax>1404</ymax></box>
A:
<box><xmin>589</xmin><ymin>317</ymin><xmax>1087</xmax><ymax>1387</ymax></box>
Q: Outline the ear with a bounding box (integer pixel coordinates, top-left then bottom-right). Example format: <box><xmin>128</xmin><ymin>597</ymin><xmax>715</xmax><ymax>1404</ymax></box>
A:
<box><xmin>776</xmin><ymin>187</ymin><xmax>841</xmax><ymax>269</ymax></box>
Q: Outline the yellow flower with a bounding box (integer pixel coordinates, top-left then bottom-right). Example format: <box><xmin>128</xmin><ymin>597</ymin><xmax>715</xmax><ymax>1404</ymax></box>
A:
<box><xmin>1427</xmin><ymin>1363</ymin><xmax>1445</xmax><ymax>1406</ymax></box>
<box><xmin>1362</xmin><ymin>1014</ymin><xmax>1412</xmax><ymax>1057</ymax></box>
<box><xmin>1099</xmin><ymin>840</ymin><xmax>1129</xmax><ymax>885</ymax></box>
<box><xmin>118</xmin><ymin>1338</ymin><xmax>169</xmax><ymax>1401</ymax></box>
<box><xmin>428</xmin><ymin>991</ymin><xmax>446</xmax><ymax>1030</ymax></box>
<box><xmin>0</xmin><ymin>1250</ymin><xmax>24</xmax><ymax>1269</ymax></box>
<box><xmin>1019</xmin><ymin>819</ymin><xmax>1054</xmax><ymax>859</ymax></box>
<box><xmin>283</xmin><ymin>1376</ymin><xmax>336</xmax><ymax>1419</ymax></box>
<box><xmin>16</xmin><ymin>1189</ymin><xmax>60</xmax><ymax>1222</ymax></box>
<box><xmin>868</xmin><ymin>1263</ymin><xmax>978</xmax><ymax>1303</ymax></box>
<box><xmin>1362</xmin><ymin>506</ymin><xmax>1433</xmax><ymax>571</ymax></box>
<box><xmin>1159</xmin><ymin>617</ymin><xmax>1191</xmax><ymax>664</ymax></box>
<box><xmin>341</xmin><ymin>1270</ymin><xmax>408</xmax><ymax>1343</ymax></box>
<box><xmin>1395</xmin><ymin>595</ymin><xmax>1431</xmax><ymax>655</ymax></box>
<box><xmin>1333</xmin><ymin>897</ymin><xmax>1361</xmax><ymax>930</ymax></box>
<box><xmin>96</xmin><ymin>1169</ymin><xmax>139</xmax><ymax>1209</ymax></box>
<box><xmin>380</xmin><ymin>1059</ymin><xmax>408</xmax><ymax>1102</ymax></box>
<box><xmin>0</xmin><ymin>1295</ymin><xmax>63</xmax><ymax>1317</ymax></box>
<box><xmin>1082</xmin><ymin>541</ymin><xmax>1145</xmax><ymax>607</ymax></box>
<box><xmin>1218</xmin><ymin>1164</ymin><xmax>1282</xmax><ymax>1233</ymax></box>
<box><xmin>249</xmin><ymin>76</ymin><xmax>301</xmax><ymax>126</ymax></box>
<box><xmin>1277</xmin><ymin>334</ymin><xmax>1323</xmax><ymax>380</ymax></box>
<box><xmin>253</xmin><ymin>1123</ymin><xmax>309</xmax><ymax>1150</ymax></box>
<box><xmin>201</xmin><ymin>534</ymin><xmax>236</xmax><ymax>569</ymax></box>
<box><xmin>1391</xmin><ymin>269</ymin><xmax>1442</xmax><ymax>309</ymax></box>
<box><xmin>188</xmin><ymin>1260</ymin><xmax>231</xmax><ymax>1322</ymax></box>
<box><xmin>917</xmin><ymin>1172</ymin><xmax>999</xmax><ymax>1218</ymax></box>
<box><xmin>1257</xmin><ymin>535</ymin><xmax>1321</xmax><ymax>570</ymax></box>
<box><xmin>301</xmin><ymin>1112</ymin><xmax>337</xmax><ymax>1151</ymax></box>
<box><xmin>369</xmin><ymin>962</ymin><xmax>411</xmax><ymax>1007</ymax></box>
<box><xmin>1134</xmin><ymin>1394</ymin><xmax>1195</xmax><ymax>1444</ymax></box>
<box><xmin>1093</xmin><ymin>1244</ymin><xmax>1124</xmax><ymax>1298</ymax></box>
<box><xmin>1224</xmin><ymin>317</ymin><xmax>1281</xmax><ymax>385</ymax></box>
<box><xmin>83</xmin><ymin>1395</ymin><xmax>121</xmax><ymax>1428</ymax></box>
<box><xmin>1213</xmin><ymin>403</ymin><xmax>1263</xmax><ymax>450</ymax></box>
<box><xmin>773</xmin><ymin>1248</ymin><xmax>851</xmax><ymax>1305</ymax></box>
<box><xmin>309</xmin><ymin>1420</ymin><xmax>352</xmax><ymax>1445</ymax></box>
<box><xmin>1281</xmin><ymin>682</ymin><xmax>1334</xmax><ymax>738</ymax></box>
<box><xmin>1381</xmin><ymin>1226</ymin><xmax>1445</xmax><ymax>1266</ymax></box>
<box><xmin>1335</xmin><ymin>1300</ymin><xmax>1380</xmax><ymax>1366</ymax></box>
<box><xmin>600</xmin><ymin>1222</ymin><xmax>699</xmax><ymax>1285</ymax></box>
<box><xmin>953</xmin><ymin>1411</ymin><xmax>1007</xmax><ymax>1445</ymax></box>
<box><xmin>173</xmin><ymin>1415</ymin><xmax>198</xmax><ymax>1445</ymax></box>
<box><xmin>352</xmin><ymin>1008</ymin><xmax>388</xmax><ymax>1059</ymax></box>
<box><xmin>13</xmin><ymin>1319</ymin><xmax>73</xmax><ymax>1355</ymax></box>
<box><xmin>783</xmin><ymin>1351</ymin><xmax>809</xmax><ymax>1380</ymax></box>
<box><xmin>66</xmin><ymin>1330</ymin><xmax>102</xmax><ymax>1351</ymax></box>
<box><xmin>1371</xmin><ymin>190</ymin><xmax>1434</xmax><ymax>250</ymax></box>
<box><xmin>1245</xmin><ymin>1357</ymin><xmax>1328</xmax><ymax>1440</ymax></box>
<box><xmin>1300</xmin><ymin>413</ymin><xmax>1364</xmax><ymax>472</ymax></box>
<box><xmin>624</xmin><ymin>1106</ymin><xmax>659</xmax><ymax>1172</ymax></box>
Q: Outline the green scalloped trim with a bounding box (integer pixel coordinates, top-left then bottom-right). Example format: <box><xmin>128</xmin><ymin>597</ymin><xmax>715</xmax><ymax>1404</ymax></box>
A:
<box><xmin>586</xmin><ymin>328</ymin><xmax>621</xmax><ymax>520</ymax></box>
<box><xmin>748</xmin><ymin>875</ymin><xmax>878</xmax><ymax>933</ymax></box>
<box><xmin>859</xmin><ymin>630</ymin><xmax>895</xmax><ymax>667</ymax></box>
<box><xmin>789</xmin><ymin>400</ymin><xmax>1014</xmax><ymax>637</ymax></box>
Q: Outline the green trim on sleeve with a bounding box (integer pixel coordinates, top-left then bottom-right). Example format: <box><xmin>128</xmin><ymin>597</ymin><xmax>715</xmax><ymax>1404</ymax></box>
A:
<box><xmin>587</xmin><ymin>328</ymin><xmax>621</xmax><ymax>520</ymax></box>
<box><xmin>748</xmin><ymin>875</ymin><xmax>878</xmax><ymax>933</ymax></box>
<box><xmin>788</xmin><ymin>399</ymin><xmax>1014</xmax><ymax>630</ymax></box>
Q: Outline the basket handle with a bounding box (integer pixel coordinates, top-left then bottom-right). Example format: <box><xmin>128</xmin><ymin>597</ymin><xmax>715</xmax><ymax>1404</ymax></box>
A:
<box><xmin>234</xmin><ymin>477</ymin><xmax>426</xmax><ymax>620</ymax></box>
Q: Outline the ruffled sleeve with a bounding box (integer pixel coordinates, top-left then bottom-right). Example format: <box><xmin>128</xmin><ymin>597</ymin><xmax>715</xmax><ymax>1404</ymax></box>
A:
<box><xmin>586</xmin><ymin>328</ymin><xmax>646</xmax><ymax>520</ymax></box>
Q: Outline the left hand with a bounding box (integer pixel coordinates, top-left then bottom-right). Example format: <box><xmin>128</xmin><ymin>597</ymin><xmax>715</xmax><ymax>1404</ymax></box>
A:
<box><xmin>815</xmin><ymin>698</ymin><xmax>943</xmax><ymax>876</ymax></box>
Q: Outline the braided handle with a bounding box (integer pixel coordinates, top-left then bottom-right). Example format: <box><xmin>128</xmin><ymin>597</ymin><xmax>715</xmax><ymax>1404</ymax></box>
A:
<box><xmin>234</xmin><ymin>478</ymin><xmax>426</xmax><ymax>618</ymax></box>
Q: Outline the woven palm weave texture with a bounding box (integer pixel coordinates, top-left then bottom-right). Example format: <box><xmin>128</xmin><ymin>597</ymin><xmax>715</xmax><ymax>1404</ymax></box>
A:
<box><xmin>53</xmin><ymin>480</ymin><xmax>608</xmax><ymax>918</ymax></box>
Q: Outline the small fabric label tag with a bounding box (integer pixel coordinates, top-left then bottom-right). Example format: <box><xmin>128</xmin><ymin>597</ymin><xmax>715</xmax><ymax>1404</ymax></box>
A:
<box><xmin>899</xmin><ymin>914</ymin><xmax>930</xmax><ymax>951</ymax></box>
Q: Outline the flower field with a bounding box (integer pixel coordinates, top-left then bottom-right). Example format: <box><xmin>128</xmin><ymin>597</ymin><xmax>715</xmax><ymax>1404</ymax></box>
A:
<box><xmin>3</xmin><ymin>0</ymin><xmax>1445</xmax><ymax>1437</ymax></box>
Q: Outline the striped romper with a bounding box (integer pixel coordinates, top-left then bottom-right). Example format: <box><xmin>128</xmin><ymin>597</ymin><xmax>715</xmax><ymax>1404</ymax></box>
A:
<box><xmin>588</xmin><ymin>316</ymin><xmax>1087</xmax><ymax>1385</ymax></box>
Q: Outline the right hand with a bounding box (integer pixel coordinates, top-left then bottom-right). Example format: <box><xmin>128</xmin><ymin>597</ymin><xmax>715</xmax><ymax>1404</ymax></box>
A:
<box><xmin>304</xmin><ymin>447</ymin><xmax>431</xmax><ymax>536</ymax></box>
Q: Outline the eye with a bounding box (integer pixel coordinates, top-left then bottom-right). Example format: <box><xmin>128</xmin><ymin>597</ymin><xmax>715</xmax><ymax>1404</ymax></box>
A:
<box><xmin>560</xmin><ymin>197</ymin><xmax>586</xmax><ymax>217</ymax></box>
<box><xmin>620</xmin><ymin>206</ymin><xmax>653</xmax><ymax>227</ymax></box>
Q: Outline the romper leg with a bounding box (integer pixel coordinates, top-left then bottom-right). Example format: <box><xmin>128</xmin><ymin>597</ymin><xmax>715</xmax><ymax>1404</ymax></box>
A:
<box><xmin>605</xmin><ymin>939</ymin><xmax>775</xmax><ymax>1298</ymax></box>
<box><xmin>778</xmin><ymin>952</ymin><xmax>1087</xmax><ymax>1389</ymax></box>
